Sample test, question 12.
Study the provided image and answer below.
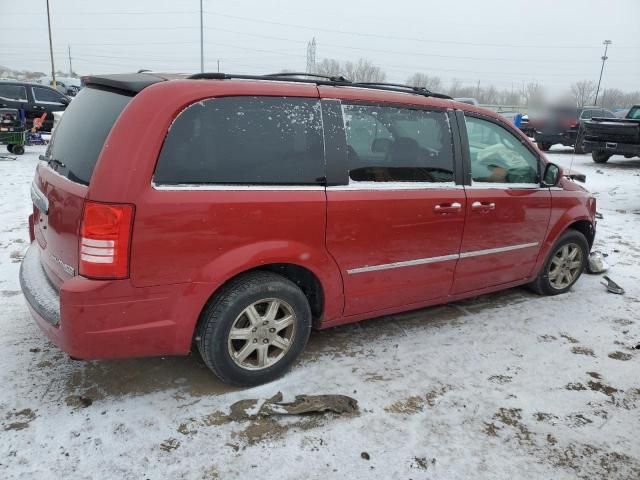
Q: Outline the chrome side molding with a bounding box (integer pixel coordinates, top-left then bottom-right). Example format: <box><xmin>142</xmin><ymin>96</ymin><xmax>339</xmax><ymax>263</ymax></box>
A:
<box><xmin>347</xmin><ymin>242</ymin><xmax>539</xmax><ymax>275</ymax></box>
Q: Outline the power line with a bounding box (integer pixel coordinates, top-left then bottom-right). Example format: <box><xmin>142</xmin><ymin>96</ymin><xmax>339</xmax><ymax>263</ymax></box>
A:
<box><xmin>2</xmin><ymin>40</ymin><xmax>633</xmax><ymax>67</ymax></box>
<box><xmin>4</xmin><ymin>11</ymin><xmax>639</xmax><ymax>50</ymax></box>
<box><xmin>202</xmin><ymin>11</ymin><xmax>640</xmax><ymax>50</ymax></box>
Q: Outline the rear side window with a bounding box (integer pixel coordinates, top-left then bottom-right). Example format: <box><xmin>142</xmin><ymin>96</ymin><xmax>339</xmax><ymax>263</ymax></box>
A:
<box><xmin>342</xmin><ymin>104</ymin><xmax>454</xmax><ymax>183</ymax></box>
<box><xmin>33</xmin><ymin>86</ymin><xmax>66</xmax><ymax>104</ymax></box>
<box><xmin>46</xmin><ymin>87</ymin><xmax>131</xmax><ymax>185</ymax></box>
<box><xmin>0</xmin><ymin>84</ymin><xmax>27</xmax><ymax>102</ymax></box>
<box><xmin>154</xmin><ymin>97</ymin><xmax>324</xmax><ymax>185</ymax></box>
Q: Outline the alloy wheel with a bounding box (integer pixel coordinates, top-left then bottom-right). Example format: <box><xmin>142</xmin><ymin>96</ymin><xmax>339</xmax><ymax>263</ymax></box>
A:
<box><xmin>227</xmin><ymin>298</ymin><xmax>296</xmax><ymax>370</ymax></box>
<box><xmin>548</xmin><ymin>243</ymin><xmax>583</xmax><ymax>290</ymax></box>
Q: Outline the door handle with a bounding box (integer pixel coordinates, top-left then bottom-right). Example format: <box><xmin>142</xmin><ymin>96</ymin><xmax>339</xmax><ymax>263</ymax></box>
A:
<box><xmin>434</xmin><ymin>202</ymin><xmax>462</xmax><ymax>214</ymax></box>
<box><xmin>471</xmin><ymin>201</ymin><xmax>496</xmax><ymax>212</ymax></box>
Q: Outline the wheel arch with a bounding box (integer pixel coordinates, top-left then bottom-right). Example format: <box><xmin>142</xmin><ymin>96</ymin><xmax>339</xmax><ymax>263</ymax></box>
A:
<box><xmin>533</xmin><ymin>212</ymin><xmax>595</xmax><ymax>279</ymax></box>
<box><xmin>567</xmin><ymin>219</ymin><xmax>595</xmax><ymax>249</ymax></box>
<box><xmin>194</xmin><ymin>262</ymin><xmax>331</xmax><ymax>343</ymax></box>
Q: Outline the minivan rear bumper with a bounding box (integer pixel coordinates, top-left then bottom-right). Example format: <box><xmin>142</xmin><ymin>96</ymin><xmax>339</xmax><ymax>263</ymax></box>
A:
<box><xmin>20</xmin><ymin>242</ymin><xmax>207</xmax><ymax>359</ymax></box>
<box><xmin>20</xmin><ymin>242</ymin><xmax>61</xmax><ymax>326</ymax></box>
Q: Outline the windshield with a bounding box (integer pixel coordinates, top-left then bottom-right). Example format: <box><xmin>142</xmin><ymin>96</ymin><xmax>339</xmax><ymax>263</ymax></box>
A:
<box><xmin>45</xmin><ymin>86</ymin><xmax>132</xmax><ymax>185</ymax></box>
<box><xmin>628</xmin><ymin>106</ymin><xmax>640</xmax><ymax>120</ymax></box>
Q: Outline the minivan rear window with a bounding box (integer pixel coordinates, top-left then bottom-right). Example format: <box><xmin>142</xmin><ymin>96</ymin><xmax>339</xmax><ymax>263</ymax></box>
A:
<box><xmin>46</xmin><ymin>87</ymin><xmax>131</xmax><ymax>185</ymax></box>
<box><xmin>153</xmin><ymin>97</ymin><xmax>324</xmax><ymax>185</ymax></box>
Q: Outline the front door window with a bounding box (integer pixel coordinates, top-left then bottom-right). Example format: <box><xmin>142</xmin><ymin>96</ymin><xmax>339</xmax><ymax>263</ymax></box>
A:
<box><xmin>465</xmin><ymin>116</ymin><xmax>539</xmax><ymax>185</ymax></box>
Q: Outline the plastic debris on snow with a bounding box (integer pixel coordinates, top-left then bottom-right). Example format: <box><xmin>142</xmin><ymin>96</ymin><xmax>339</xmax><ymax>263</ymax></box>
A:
<box><xmin>587</xmin><ymin>251</ymin><xmax>609</xmax><ymax>274</ymax></box>
<box><xmin>229</xmin><ymin>392</ymin><xmax>358</xmax><ymax>421</ymax></box>
<box><xmin>601</xmin><ymin>275</ymin><xmax>624</xmax><ymax>295</ymax></box>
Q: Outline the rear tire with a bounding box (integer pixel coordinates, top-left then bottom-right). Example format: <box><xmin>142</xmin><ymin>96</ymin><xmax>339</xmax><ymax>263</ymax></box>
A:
<box><xmin>538</xmin><ymin>142</ymin><xmax>551</xmax><ymax>151</ymax></box>
<box><xmin>11</xmin><ymin>145</ymin><xmax>24</xmax><ymax>155</ymax></box>
<box><xmin>592</xmin><ymin>151</ymin><xmax>611</xmax><ymax>163</ymax></box>
<box><xmin>530</xmin><ymin>230</ymin><xmax>589</xmax><ymax>296</ymax></box>
<box><xmin>197</xmin><ymin>271</ymin><xmax>312</xmax><ymax>386</ymax></box>
<box><xmin>6</xmin><ymin>144</ymin><xmax>13</xmax><ymax>153</ymax></box>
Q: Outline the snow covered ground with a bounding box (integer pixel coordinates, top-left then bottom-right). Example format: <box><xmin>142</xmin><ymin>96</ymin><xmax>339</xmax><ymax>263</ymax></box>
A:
<box><xmin>1</xmin><ymin>145</ymin><xmax>639</xmax><ymax>480</ymax></box>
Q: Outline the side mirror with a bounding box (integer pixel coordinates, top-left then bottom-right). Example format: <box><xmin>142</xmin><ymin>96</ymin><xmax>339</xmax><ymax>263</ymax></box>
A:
<box><xmin>371</xmin><ymin>138</ymin><xmax>391</xmax><ymax>153</ymax></box>
<box><xmin>542</xmin><ymin>162</ymin><xmax>561</xmax><ymax>187</ymax></box>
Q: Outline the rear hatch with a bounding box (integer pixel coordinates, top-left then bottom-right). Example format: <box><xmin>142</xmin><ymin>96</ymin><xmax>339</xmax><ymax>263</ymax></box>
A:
<box><xmin>32</xmin><ymin>86</ymin><xmax>133</xmax><ymax>287</ymax></box>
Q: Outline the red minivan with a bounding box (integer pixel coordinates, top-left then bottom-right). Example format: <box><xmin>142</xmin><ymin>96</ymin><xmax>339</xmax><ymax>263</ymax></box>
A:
<box><xmin>20</xmin><ymin>72</ymin><xmax>596</xmax><ymax>386</ymax></box>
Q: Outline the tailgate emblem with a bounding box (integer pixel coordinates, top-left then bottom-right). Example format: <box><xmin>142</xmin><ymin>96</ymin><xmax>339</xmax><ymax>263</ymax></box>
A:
<box><xmin>48</xmin><ymin>251</ymin><xmax>75</xmax><ymax>276</ymax></box>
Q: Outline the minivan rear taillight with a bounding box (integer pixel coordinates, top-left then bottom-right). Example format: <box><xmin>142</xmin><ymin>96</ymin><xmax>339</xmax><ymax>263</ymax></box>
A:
<box><xmin>79</xmin><ymin>201</ymin><xmax>134</xmax><ymax>279</ymax></box>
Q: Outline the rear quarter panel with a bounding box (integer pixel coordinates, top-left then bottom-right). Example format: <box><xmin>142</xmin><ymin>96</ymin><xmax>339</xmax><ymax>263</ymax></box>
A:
<box><xmin>130</xmin><ymin>188</ymin><xmax>344</xmax><ymax>322</ymax></box>
<box><xmin>87</xmin><ymin>80</ymin><xmax>344</xmax><ymax>323</ymax></box>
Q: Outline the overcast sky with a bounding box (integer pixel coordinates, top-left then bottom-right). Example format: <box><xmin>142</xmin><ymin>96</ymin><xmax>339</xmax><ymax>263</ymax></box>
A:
<box><xmin>1</xmin><ymin>0</ymin><xmax>638</xmax><ymax>95</ymax></box>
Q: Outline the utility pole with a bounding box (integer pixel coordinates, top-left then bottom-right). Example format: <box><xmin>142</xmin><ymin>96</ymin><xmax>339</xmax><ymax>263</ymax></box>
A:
<box><xmin>594</xmin><ymin>40</ymin><xmax>611</xmax><ymax>105</ymax></box>
<box><xmin>68</xmin><ymin>45</ymin><xmax>73</xmax><ymax>77</ymax></box>
<box><xmin>476</xmin><ymin>80</ymin><xmax>480</xmax><ymax>98</ymax></box>
<box><xmin>46</xmin><ymin>0</ymin><xmax>56</xmax><ymax>88</ymax></box>
<box><xmin>217</xmin><ymin>59</ymin><xmax>220</xmax><ymax>73</ymax></box>
<box><xmin>199</xmin><ymin>0</ymin><xmax>204</xmax><ymax>73</ymax></box>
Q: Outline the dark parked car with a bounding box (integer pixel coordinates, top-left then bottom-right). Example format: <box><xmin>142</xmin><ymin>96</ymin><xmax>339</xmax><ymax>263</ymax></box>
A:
<box><xmin>532</xmin><ymin>106</ymin><xmax>616</xmax><ymax>153</ymax></box>
<box><xmin>583</xmin><ymin>105</ymin><xmax>640</xmax><ymax>163</ymax></box>
<box><xmin>0</xmin><ymin>80</ymin><xmax>70</xmax><ymax>131</ymax></box>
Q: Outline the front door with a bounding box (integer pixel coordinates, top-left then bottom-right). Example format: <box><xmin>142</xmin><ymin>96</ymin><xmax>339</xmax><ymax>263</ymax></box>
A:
<box><xmin>324</xmin><ymin>100</ymin><xmax>466</xmax><ymax>317</ymax></box>
<box><xmin>451</xmin><ymin>113</ymin><xmax>551</xmax><ymax>294</ymax></box>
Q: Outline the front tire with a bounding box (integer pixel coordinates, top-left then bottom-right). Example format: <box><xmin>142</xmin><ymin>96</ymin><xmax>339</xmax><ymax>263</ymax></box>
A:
<box><xmin>592</xmin><ymin>151</ymin><xmax>611</xmax><ymax>163</ymax></box>
<box><xmin>6</xmin><ymin>144</ymin><xmax>14</xmax><ymax>153</ymax></box>
<box><xmin>530</xmin><ymin>230</ymin><xmax>588</xmax><ymax>295</ymax></box>
<box><xmin>197</xmin><ymin>271</ymin><xmax>312</xmax><ymax>386</ymax></box>
<box><xmin>538</xmin><ymin>141</ymin><xmax>551</xmax><ymax>151</ymax></box>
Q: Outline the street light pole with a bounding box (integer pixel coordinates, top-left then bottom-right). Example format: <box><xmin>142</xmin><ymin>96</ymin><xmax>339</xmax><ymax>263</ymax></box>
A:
<box><xmin>594</xmin><ymin>40</ymin><xmax>611</xmax><ymax>106</ymax></box>
<box><xmin>46</xmin><ymin>0</ymin><xmax>56</xmax><ymax>88</ymax></box>
<box><xmin>199</xmin><ymin>0</ymin><xmax>204</xmax><ymax>73</ymax></box>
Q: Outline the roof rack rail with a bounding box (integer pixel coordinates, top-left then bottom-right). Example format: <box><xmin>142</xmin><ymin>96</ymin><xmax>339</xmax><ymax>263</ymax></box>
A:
<box><xmin>264</xmin><ymin>72</ymin><xmax>352</xmax><ymax>83</ymax></box>
<box><xmin>185</xmin><ymin>72</ymin><xmax>452</xmax><ymax>100</ymax></box>
<box><xmin>352</xmin><ymin>82</ymin><xmax>452</xmax><ymax>100</ymax></box>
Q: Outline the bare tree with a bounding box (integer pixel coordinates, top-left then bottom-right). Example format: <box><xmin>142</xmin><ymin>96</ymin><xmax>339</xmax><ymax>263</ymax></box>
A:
<box><xmin>314</xmin><ymin>58</ymin><xmax>386</xmax><ymax>82</ymax></box>
<box><xmin>343</xmin><ymin>59</ymin><xmax>386</xmax><ymax>83</ymax></box>
<box><xmin>570</xmin><ymin>80</ymin><xmax>597</xmax><ymax>108</ymax></box>
<box><xmin>447</xmin><ymin>78</ymin><xmax>463</xmax><ymax>97</ymax></box>
<box><xmin>314</xmin><ymin>58</ymin><xmax>341</xmax><ymax>77</ymax></box>
<box><xmin>405</xmin><ymin>73</ymin><xmax>442</xmax><ymax>91</ymax></box>
<box><xmin>479</xmin><ymin>85</ymin><xmax>499</xmax><ymax>104</ymax></box>
<box><xmin>600</xmin><ymin>88</ymin><xmax>625</xmax><ymax>110</ymax></box>
<box><xmin>521</xmin><ymin>82</ymin><xmax>545</xmax><ymax>107</ymax></box>
<box><xmin>497</xmin><ymin>88</ymin><xmax>521</xmax><ymax>106</ymax></box>
<box><xmin>622</xmin><ymin>91</ymin><xmax>640</xmax><ymax>107</ymax></box>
